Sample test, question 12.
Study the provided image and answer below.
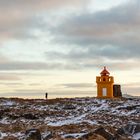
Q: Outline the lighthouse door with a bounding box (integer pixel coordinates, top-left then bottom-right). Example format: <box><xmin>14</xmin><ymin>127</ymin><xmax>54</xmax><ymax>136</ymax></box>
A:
<box><xmin>102</xmin><ymin>88</ymin><xmax>107</xmax><ymax>96</ymax></box>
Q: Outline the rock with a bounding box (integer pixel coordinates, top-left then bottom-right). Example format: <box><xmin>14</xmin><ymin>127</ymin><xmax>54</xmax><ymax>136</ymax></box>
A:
<box><xmin>78</xmin><ymin>133</ymin><xmax>106</xmax><ymax>140</ymax></box>
<box><xmin>22</xmin><ymin>113</ymin><xmax>38</xmax><ymax>120</ymax></box>
<box><xmin>0</xmin><ymin>109</ymin><xmax>10</xmax><ymax>119</ymax></box>
<box><xmin>43</xmin><ymin>131</ymin><xmax>53</xmax><ymax>140</ymax></box>
<box><xmin>3</xmin><ymin>136</ymin><xmax>19</xmax><ymax>140</ymax></box>
<box><xmin>0</xmin><ymin>111</ymin><xmax>3</xmax><ymax>119</ymax></box>
<box><xmin>118</xmin><ymin>105</ymin><xmax>140</xmax><ymax>111</ymax></box>
<box><xmin>117</xmin><ymin>123</ymin><xmax>140</xmax><ymax>136</ymax></box>
<box><xmin>8</xmin><ymin>114</ymin><xmax>20</xmax><ymax>120</ymax></box>
<box><xmin>94</xmin><ymin>127</ymin><xmax>114</xmax><ymax>140</ymax></box>
<box><xmin>63</xmin><ymin>104</ymin><xmax>76</xmax><ymax>110</ymax></box>
<box><xmin>25</xmin><ymin>129</ymin><xmax>42</xmax><ymax>140</ymax></box>
<box><xmin>78</xmin><ymin>127</ymin><xmax>114</xmax><ymax>140</ymax></box>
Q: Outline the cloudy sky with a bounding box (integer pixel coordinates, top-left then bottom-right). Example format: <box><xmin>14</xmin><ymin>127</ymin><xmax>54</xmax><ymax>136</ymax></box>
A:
<box><xmin>0</xmin><ymin>0</ymin><xmax>140</xmax><ymax>98</ymax></box>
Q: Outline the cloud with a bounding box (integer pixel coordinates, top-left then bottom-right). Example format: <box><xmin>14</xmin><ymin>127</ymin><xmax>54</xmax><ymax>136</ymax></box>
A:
<box><xmin>39</xmin><ymin>0</ymin><xmax>140</xmax><ymax>71</ymax></box>
<box><xmin>0</xmin><ymin>0</ymin><xmax>84</xmax><ymax>10</ymax></box>
<box><xmin>45</xmin><ymin>45</ymin><xmax>140</xmax><ymax>60</ymax></box>
<box><xmin>58</xmin><ymin>83</ymin><xmax>94</xmax><ymax>88</ymax></box>
<box><xmin>0</xmin><ymin>82</ymin><xmax>23</xmax><ymax>86</ymax></box>
<box><xmin>0</xmin><ymin>60</ymin><xmax>86</xmax><ymax>71</ymax></box>
<box><xmin>0</xmin><ymin>74</ymin><xmax>21</xmax><ymax>81</ymax></box>
<box><xmin>0</xmin><ymin>51</ymin><xmax>139</xmax><ymax>72</ymax></box>
<box><xmin>52</xmin><ymin>0</ymin><xmax>140</xmax><ymax>45</ymax></box>
<box><xmin>0</xmin><ymin>0</ymin><xmax>86</xmax><ymax>40</ymax></box>
<box><xmin>0</xmin><ymin>61</ymin><xmax>59</xmax><ymax>70</ymax></box>
<box><xmin>1</xmin><ymin>0</ymin><xmax>140</xmax><ymax>71</ymax></box>
<box><xmin>45</xmin><ymin>46</ymin><xmax>140</xmax><ymax>70</ymax></box>
<box><xmin>0</xmin><ymin>54</ymin><xmax>9</xmax><ymax>62</ymax></box>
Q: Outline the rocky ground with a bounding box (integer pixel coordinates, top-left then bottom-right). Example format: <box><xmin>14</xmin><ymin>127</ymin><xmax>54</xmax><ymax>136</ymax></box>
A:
<box><xmin>0</xmin><ymin>97</ymin><xmax>140</xmax><ymax>140</ymax></box>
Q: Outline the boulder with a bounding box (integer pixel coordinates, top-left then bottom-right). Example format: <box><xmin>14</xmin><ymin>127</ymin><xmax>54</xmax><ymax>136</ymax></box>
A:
<box><xmin>22</xmin><ymin>113</ymin><xmax>38</xmax><ymax>120</ymax></box>
<box><xmin>0</xmin><ymin>111</ymin><xmax>3</xmax><ymax>119</ymax></box>
<box><xmin>78</xmin><ymin>132</ymin><xmax>106</xmax><ymax>140</ymax></box>
<box><xmin>8</xmin><ymin>114</ymin><xmax>20</xmax><ymax>120</ymax></box>
<box><xmin>79</xmin><ymin>127</ymin><xmax>114</xmax><ymax>140</ymax></box>
<box><xmin>43</xmin><ymin>131</ymin><xmax>53</xmax><ymax>140</ymax></box>
<box><xmin>117</xmin><ymin>123</ymin><xmax>140</xmax><ymax>136</ymax></box>
<box><xmin>63</xmin><ymin>104</ymin><xmax>76</xmax><ymax>110</ymax></box>
<box><xmin>94</xmin><ymin>127</ymin><xmax>114</xmax><ymax>140</ymax></box>
<box><xmin>25</xmin><ymin>129</ymin><xmax>42</xmax><ymax>140</ymax></box>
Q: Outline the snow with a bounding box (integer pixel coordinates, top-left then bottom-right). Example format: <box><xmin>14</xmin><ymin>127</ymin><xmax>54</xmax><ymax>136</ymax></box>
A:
<box><xmin>91</xmin><ymin>103</ymin><xmax>109</xmax><ymax>113</ymax></box>
<box><xmin>62</xmin><ymin>132</ymin><xmax>87</xmax><ymax>138</ymax></box>
<box><xmin>11</xmin><ymin>132</ymin><xmax>24</xmax><ymax>139</ymax></box>
<box><xmin>133</xmin><ymin>133</ymin><xmax>140</xmax><ymax>140</ymax></box>
<box><xmin>0</xmin><ymin>117</ymin><xmax>10</xmax><ymax>124</ymax></box>
<box><xmin>45</xmin><ymin>98</ymin><xmax>140</xmax><ymax>126</ymax></box>
<box><xmin>0</xmin><ymin>100</ymin><xmax>17</xmax><ymax>106</ymax></box>
<box><xmin>0</xmin><ymin>131</ymin><xmax>24</xmax><ymax>140</ymax></box>
<box><xmin>47</xmin><ymin>113</ymin><xmax>87</xmax><ymax>126</ymax></box>
<box><xmin>42</xmin><ymin>131</ymin><xmax>52</xmax><ymax>139</ymax></box>
<box><xmin>0</xmin><ymin>132</ymin><xmax>8</xmax><ymax>139</ymax></box>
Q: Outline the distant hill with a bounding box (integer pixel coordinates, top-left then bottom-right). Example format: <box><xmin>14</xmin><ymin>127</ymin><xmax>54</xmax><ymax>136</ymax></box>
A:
<box><xmin>122</xmin><ymin>93</ymin><xmax>140</xmax><ymax>98</ymax></box>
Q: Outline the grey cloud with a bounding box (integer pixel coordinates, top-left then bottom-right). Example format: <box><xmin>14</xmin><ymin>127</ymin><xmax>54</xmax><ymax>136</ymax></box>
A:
<box><xmin>52</xmin><ymin>0</ymin><xmax>140</xmax><ymax>45</ymax></box>
<box><xmin>43</xmin><ymin>0</ymin><xmax>140</xmax><ymax>68</ymax></box>
<box><xmin>0</xmin><ymin>0</ymin><xmax>84</xmax><ymax>9</ymax></box>
<box><xmin>0</xmin><ymin>61</ymin><xmax>61</xmax><ymax>70</ymax></box>
<box><xmin>45</xmin><ymin>43</ymin><xmax>140</xmax><ymax>70</ymax></box>
<box><xmin>48</xmin><ymin>0</ymin><xmax>140</xmax><ymax>61</ymax></box>
<box><xmin>2</xmin><ymin>57</ymin><xmax>133</xmax><ymax>71</ymax></box>
<box><xmin>0</xmin><ymin>0</ymin><xmax>85</xmax><ymax>40</ymax></box>
<box><xmin>45</xmin><ymin>49</ymin><xmax>140</xmax><ymax>70</ymax></box>
<box><xmin>0</xmin><ymin>60</ymin><xmax>87</xmax><ymax>71</ymax></box>
<box><xmin>45</xmin><ymin>48</ymin><xmax>140</xmax><ymax>70</ymax></box>
<box><xmin>45</xmin><ymin>45</ymin><xmax>140</xmax><ymax>61</ymax></box>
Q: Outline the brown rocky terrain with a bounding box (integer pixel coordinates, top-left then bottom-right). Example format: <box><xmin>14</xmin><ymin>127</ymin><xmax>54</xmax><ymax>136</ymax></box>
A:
<box><xmin>0</xmin><ymin>97</ymin><xmax>139</xmax><ymax>140</ymax></box>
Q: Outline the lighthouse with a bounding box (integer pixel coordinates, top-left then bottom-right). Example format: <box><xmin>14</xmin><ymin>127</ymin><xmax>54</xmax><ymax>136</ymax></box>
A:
<box><xmin>96</xmin><ymin>66</ymin><xmax>114</xmax><ymax>98</ymax></box>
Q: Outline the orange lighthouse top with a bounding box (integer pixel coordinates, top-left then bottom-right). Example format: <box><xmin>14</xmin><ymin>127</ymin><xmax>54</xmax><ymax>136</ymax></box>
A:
<box><xmin>100</xmin><ymin>66</ymin><xmax>110</xmax><ymax>76</ymax></box>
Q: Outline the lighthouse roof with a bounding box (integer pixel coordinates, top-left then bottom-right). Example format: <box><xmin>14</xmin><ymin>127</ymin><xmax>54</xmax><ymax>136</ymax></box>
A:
<box><xmin>100</xmin><ymin>66</ymin><xmax>110</xmax><ymax>76</ymax></box>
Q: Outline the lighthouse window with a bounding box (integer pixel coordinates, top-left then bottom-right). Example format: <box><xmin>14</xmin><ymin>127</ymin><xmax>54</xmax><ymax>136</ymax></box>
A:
<box><xmin>103</xmin><ymin>78</ymin><xmax>106</xmax><ymax>81</ymax></box>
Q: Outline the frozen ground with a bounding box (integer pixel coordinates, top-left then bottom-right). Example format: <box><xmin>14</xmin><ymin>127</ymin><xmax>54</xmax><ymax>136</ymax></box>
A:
<box><xmin>0</xmin><ymin>97</ymin><xmax>139</xmax><ymax>140</ymax></box>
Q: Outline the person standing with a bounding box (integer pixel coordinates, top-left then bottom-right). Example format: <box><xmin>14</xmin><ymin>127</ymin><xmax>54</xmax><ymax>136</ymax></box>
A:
<box><xmin>45</xmin><ymin>93</ymin><xmax>48</xmax><ymax>99</ymax></box>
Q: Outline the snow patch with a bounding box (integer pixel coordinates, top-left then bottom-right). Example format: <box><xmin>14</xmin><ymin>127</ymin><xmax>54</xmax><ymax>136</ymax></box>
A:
<box><xmin>0</xmin><ymin>131</ymin><xmax>8</xmax><ymax>139</ymax></box>
<box><xmin>0</xmin><ymin>100</ymin><xmax>16</xmax><ymax>106</ymax></box>
<box><xmin>0</xmin><ymin>117</ymin><xmax>9</xmax><ymax>124</ymax></box>
<box><xmin>47</xmin><ymin>114</ymin><xmax>87</xmax><ymax>126</ymax></box>
<box><xmin>62</xmin><ymin>132</ymin><xmax>87</xmax><ymax>138</ymax></box>
<box><xmin>133</xmin><ymin>133</ymin><xmax>140</xmax><ymax>140</ymax></box>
